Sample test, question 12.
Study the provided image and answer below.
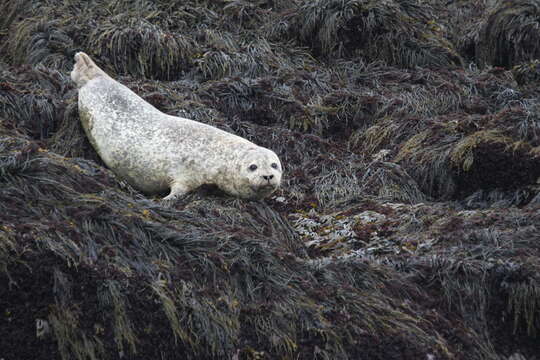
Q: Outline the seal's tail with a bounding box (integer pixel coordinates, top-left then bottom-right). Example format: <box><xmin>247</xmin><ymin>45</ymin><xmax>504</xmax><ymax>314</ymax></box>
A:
<box><xmin>71</xmin><ymin>52</ymin><xmax>109</xmax><ymax>88</ymax></box>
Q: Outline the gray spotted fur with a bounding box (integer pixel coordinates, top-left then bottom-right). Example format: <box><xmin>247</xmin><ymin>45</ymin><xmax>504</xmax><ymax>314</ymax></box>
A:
<box><xmin>71</xmin><ymin>52</ymin><xmax>282</xmax><ymax>200</ymax></box>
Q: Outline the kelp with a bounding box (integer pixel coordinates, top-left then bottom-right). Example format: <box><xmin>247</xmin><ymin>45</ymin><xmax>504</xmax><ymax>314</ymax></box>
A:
<box><xmin>88</xmin><ymin>16</ymin><xmax>197</xmax><ymax>80</ymax></box>
<box><xmin>288</xmin><ymin>0</ymin><xmax>463</xmax><ymax>68</ymax></box>
<box><xmin>1</xmin><ymin>0</ymin><xmax>540</xmax><ymax>359</ymax></box>
<box><xmin>0</xmin><ymin>131</ymin><xmax>459</xmax><ymax>359</ymax></box>
<box><xmin>476</xmin><ymin>0</ymin><xmax>540</xmax><ymax>68</ymax></box>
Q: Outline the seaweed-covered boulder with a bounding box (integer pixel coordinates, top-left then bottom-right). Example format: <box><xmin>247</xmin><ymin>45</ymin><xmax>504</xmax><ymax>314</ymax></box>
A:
<box><xmin>88</xmin><ymin>16</ymin><xmax>197</xmax><ymax>80</ymax></box>
<box><xmin>289</xmin><ymin>0</ymin><xmax>463</xmax><ymax>68</ymax></box>
<box><xmin>1</xmin><ymin>131</ymin><xmax>459</xmax><ymax>360</ymax></box>
<box><xmin>477</xmin><ymin>0</ymin><xmax>540</xmax><ymax>68</ymax></box>
<box><xmin>0</xmin><ymin>65</ymin><xmax>70</xmax><ymax>139</ymax></box>
<box><xmin>1</xmin><ymin>0</ymin><xmax>540</xmax><ymax>358</ymax></box>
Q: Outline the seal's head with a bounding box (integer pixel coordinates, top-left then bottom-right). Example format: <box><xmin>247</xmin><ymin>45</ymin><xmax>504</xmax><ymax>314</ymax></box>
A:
<box><xmin>230</xmin><ymin>147</ymin><xmax>282</xmax><ymax>199</ymax></box>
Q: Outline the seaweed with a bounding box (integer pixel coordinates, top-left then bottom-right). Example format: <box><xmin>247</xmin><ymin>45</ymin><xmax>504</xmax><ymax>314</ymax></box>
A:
<box><xmin>88</xmin><ymin>16</ymin><xmax>197</xmax><ymax>80</ymax></box>
<box><xmin>289</xmin><ymin>0</ymin><xmax>463</xmax><ymax>68</ymax></box>
<box><xmin>476</xmin><ymin>0</ymin><xmax>540</xmax><ymax>68</ymax></box>
<box><xmin>1</xmin><ymin>0</ymin><xmax>540</xmax><ymax>358</ymax></box>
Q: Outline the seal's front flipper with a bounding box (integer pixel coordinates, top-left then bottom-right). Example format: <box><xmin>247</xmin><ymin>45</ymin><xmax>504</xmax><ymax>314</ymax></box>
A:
<box><xmin>162</xmin><ymin>181</ymin><xmax>192</xmax><ymax>202</ymax></box>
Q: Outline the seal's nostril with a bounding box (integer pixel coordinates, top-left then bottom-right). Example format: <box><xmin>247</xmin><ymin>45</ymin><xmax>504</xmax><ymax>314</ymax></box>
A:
<box><xmin>263</xmin><ymin>175</ymin><xmax>274</xmax><ymax>181</ymax></box>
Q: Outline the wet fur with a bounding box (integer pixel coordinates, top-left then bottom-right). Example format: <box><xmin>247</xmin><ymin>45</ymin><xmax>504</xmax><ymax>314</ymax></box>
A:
<box><xmin>71</xmin><ymin>52</ymin><xmax>282</xmax><ymax>200</ymax></box>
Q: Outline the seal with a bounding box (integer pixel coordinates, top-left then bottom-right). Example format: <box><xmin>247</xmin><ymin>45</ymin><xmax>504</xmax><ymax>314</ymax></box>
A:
<box><xmin>71</xmin><ymin>52</ymin><xmax>282</xmax><ymax>200</ymax></box>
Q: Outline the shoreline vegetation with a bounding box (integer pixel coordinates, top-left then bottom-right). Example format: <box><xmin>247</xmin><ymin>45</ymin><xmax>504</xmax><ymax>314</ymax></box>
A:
<box><xmin>0</xmin><ymin>0</ymin><xmax>539</xmax><ymax>359</ymax></box>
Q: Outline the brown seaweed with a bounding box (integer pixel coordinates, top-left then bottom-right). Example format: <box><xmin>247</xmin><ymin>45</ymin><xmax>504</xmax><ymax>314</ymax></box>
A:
<box><xmin>0</xmin><ymin>0</ymin><xmax>539</xmax><ymax>359</ymax></box>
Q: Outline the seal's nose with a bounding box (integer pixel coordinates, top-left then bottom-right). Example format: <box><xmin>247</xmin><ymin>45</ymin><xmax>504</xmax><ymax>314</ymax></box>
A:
<box><xmin>262</xmin><ymin>175</ymin><xmax>274</xmax><ymax>181</ymax></box>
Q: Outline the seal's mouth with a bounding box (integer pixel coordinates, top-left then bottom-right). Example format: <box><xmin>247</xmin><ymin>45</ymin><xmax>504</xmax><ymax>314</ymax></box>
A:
<box><xmin>250</xmin><ymin>183</ymin><xmax>277</xmax><ymax>196</ymax></box>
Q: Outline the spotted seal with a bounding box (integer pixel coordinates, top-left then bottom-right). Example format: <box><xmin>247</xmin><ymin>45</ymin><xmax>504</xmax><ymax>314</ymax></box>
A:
<box><xmin>71</xmin><ymin>52</ymin><xmax>282</xmax><ymax>200</ymax></box>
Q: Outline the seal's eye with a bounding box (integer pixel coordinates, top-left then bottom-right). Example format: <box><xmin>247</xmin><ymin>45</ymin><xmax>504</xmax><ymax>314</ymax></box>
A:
<box><xmin>249</xmin><ymin>164</ymin><xmax>258</xmax><ymax>171</ymax></box>
<box><xmin>271</xmin><ymin>163</ymin><xmax>278</xmax><ymax>169</ymax></box>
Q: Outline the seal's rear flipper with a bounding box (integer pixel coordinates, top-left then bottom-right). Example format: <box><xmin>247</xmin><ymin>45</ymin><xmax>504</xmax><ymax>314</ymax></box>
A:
<box><xmin>71</xmin><ymin>52</ymin><xmax>109</xmax><ymax>88</ymax></box>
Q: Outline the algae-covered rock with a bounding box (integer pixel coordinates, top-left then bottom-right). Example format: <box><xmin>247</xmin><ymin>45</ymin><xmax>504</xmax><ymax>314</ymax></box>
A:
<box><xmin>289</xmin><ymin>0</ymin><xmax>463</xmax><ymax>68</ymax></box>
<box><xmin>476</xmin><ymin>0</ymin><xmax>540</xmax><ymax>68</ymax></box>
<box><xmin>1</xmin><ymin>0</ymin><xmax>540</xmax><ymax>359</ymax></box>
